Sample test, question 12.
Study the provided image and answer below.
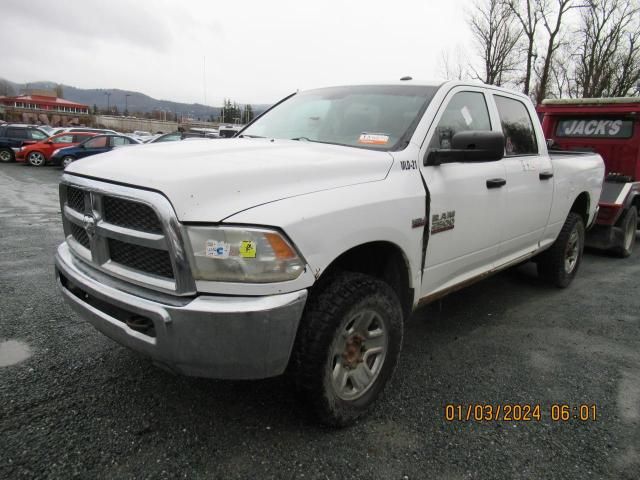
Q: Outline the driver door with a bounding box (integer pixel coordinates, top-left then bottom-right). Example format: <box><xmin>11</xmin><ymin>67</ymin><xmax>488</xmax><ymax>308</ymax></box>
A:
<box><xmin>420</xmin><ymin>88</ymin><xmax>507</xmax><ymax>297</ymax></box>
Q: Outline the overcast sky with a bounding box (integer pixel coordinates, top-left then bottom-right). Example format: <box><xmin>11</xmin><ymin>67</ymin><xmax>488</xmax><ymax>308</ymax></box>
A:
<box><xmin>0</xmin><ymin>0</ymin><xmax>473</xmax><ymax>106</ymax></box>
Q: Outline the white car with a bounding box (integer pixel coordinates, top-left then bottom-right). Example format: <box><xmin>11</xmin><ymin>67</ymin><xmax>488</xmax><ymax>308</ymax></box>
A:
<box><xmin>54</xmin><ymin>81</ymin><xmax>604</xmax><ymax>426</ymax></box>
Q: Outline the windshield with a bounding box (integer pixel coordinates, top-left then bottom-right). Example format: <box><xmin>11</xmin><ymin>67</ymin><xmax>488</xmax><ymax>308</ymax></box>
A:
<box><xmin>241</xmin><ymin>85</ymin><xmax>438</xmax><ymax>151</ymax></box>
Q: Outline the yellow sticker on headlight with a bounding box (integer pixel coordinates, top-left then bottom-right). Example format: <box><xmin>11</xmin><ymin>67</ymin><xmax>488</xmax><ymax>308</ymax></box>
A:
<box><xmin>239</xmin><ymin>240</ymin><xmax>257</xmax><ymax>258</ymax></box>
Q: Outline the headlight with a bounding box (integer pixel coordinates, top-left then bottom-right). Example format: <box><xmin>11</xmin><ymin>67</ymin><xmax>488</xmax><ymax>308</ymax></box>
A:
<box><xmin>185</xmin><ymin>226</ymin><xmax>305</xmax><ymax>283</ymax></box>
<box><xmin>52</xmin><ymin>148</ymin><xmax>61</xmax><ymax>156</ymax></box>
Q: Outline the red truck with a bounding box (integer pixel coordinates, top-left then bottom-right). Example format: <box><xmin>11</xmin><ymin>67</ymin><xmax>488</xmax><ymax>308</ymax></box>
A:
<box><xmin>538</xmin><ymin>98</ymin><xmax>640</xmax><ymax>257</ymax></box>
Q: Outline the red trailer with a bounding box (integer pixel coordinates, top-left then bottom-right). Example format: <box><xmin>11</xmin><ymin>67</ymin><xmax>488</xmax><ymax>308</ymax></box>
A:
<box><xmin>537</xmin><ymin>98</ymin><xmax>640</xmax><ymax>256</ymax></box>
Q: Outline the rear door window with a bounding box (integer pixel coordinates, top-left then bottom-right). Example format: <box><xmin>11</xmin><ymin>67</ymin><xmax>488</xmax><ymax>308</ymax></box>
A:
<box><xmin>111</xmin><ymin>136</ymin><xmax>129</xmax><ymax>146</ymax></box>
<box><xmin>494</xmin><ymin>95</ymin><xmax>538</xmax><ymax>155</ymax></box>
<box><xmin>30</xmin><ymin>129</ymin><xmax>48</xmax><ymax>140</ymax></box>
<box><xmin>84</xmin><ymin>136</ymin><xmax>108</xmax><ymax>148</ymax></box>
<box><xmin>7</xmin><ymin>128</ymin><xmax>28</xmax><ymax>139</ymax></box>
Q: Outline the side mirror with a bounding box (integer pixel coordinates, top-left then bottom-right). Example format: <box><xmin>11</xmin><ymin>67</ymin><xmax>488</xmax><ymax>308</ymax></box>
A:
<box><xmin>424</xmin><ymin>130</ymin><xmax>505</xmax><ymax>166</ymax></box>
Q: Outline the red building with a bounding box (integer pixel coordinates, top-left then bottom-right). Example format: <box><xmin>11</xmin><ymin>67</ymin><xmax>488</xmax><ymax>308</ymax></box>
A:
<box><xmin>0</xmin><ymin>90</ymin><xmax>90</xmax><ymax>126</ymax></box>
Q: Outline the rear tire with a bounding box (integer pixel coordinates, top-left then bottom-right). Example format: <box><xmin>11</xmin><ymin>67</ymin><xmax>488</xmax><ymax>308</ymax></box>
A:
<box><xmin>290</xmin><ymin>272</ymin><xmax>403</xmax><ymax>427</ymax></box>
<box><xmin>612</xmin><ymin>206</ymin><xmax>637</xmax><ymax>258</ymax></box>
<box><xmin>27</xmin><ymin>151</ymin><xmax>46</xmax><ymax>167</ymax></box>
<box><xmin>537</xmin><ymin>212</ymin><xmax>585</xmax><ymax>288</ymax></box>
<box><xmin>0</xmin><ymin>148</ymin><xmax>14</xmax><ymax>163</ymax></box>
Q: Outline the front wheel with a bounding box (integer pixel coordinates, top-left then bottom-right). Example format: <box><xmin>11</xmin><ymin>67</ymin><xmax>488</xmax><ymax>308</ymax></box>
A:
<box><xmin>0</xmin><ymin>148</ymin><xmax>14</xmax><ymax>163</ymax></box>
<box><xmin>612</xmin><ymin>206</ymin><xmax>637</xmax><ymax>258</ymax></box>
<box><xmin>27</xmin><ymin>151</ymin><xmax>46</xmax><ymax>167</ymax></box>
<box><xmin>290</xmin><ymin>272</ymin><xmax>403</xmax><ymax>427</ymax></box>
<box><xmin>537</xmin><ymin>212</ymin><xmax>585</xmax><ymax>288</ymax></box>
<box><xmin>61</xmin><ymin>156</ymin><xmax>75</xmax><ymax>168</ymax></box>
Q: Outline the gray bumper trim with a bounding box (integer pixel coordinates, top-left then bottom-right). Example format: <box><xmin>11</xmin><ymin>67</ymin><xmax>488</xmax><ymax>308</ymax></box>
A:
<box><xmin>55</xmin><ymin>243</ymin><xmax>307</xmax><ymax>379</ymax></box>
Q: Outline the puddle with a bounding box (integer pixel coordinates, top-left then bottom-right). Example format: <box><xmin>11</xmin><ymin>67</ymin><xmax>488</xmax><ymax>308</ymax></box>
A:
<box><xmin>0</xmin><ymin>340</ymin><xmax>33</xmax><ymax>367</ymax></box>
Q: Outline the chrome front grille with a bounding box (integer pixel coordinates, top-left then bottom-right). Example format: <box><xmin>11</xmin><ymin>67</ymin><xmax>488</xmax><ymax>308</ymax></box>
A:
<box><xmin>107</xmin><ymin>238</ymin><xmax>174</xmax><ymax>279</ymax></box>
<box><xmin>103</xmin><ymin>196</ymin><xmax>163</xmax><ymax>233</ymax></box>
<box><xmin>59</xmin><ymin>175</ymin><xmax>196</xmax><ymax>295</ymax></box>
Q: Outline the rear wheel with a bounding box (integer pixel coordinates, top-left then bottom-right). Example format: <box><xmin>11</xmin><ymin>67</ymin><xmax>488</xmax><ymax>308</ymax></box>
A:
<box><xmin>0</xmin><ymin>148</ymin><xmax>14</xmax><ymax>163</ymax></box>
<box><xmin>27</xmin><ymin>151</ymin><xmax>46</xmax><ymax>167</ymax></box>
<box><xmin>61</xmin><ymin>156</ymin><xmax>75</xmax><ymax>168</ymax></box>
<box><xmin>290</xmin><ymin>272</ymin><xmax>403</xmax><ymax>427</ymax></box>
<box><xmin>537</xmin><ymin>212</ymin><xmax>585</xmax><ymax>288</ymax></box>
<box><xmin>612</xmin><ymin>206</ymin><xmax>637</xmax><ymax>258</ymax></box>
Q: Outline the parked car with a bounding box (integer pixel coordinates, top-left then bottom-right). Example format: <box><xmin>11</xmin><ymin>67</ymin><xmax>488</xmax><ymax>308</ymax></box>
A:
<box><xmin>146</xmin><ymin>131</ymin><xmax>216</xmax><ymax>143</ymax></box>
<box><xmin>59</xmin><ymin>127</ymin><xmax>119</xmax><ymax>135</ymax></box>
<box><xmin>50</xmin><ymin>134</ymin><xmax>140</xmax><ymax>168</ymax></box>
<box><xmin>0</xmin><ymin>124</ymin><xmax>50</xmax><ymax>162</ymax></box>
<box><xmin>55</xmin><ymin>81</ymin><xmax>604</xmax><ymax>426</ymax></box>
<box><xmin>16</xmin><ymin>132</ymin><xmax>98</xmax><ymax>166</ymax></box>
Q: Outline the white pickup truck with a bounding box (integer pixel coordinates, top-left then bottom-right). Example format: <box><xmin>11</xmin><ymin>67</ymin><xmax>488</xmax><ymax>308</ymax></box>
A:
<box><xmin>55</xmin><ymin>81</ymin><xmax>604</xmax><ymax>426</ymax></box>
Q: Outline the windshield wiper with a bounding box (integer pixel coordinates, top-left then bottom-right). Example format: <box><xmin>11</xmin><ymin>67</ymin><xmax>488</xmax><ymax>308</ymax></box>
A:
<box><xmin>238</xmin><ymin>134</ymin><xmax>266</xmax><ymax>138</ymax></box>
<box><xmin>290</xmin><ymin>136</ymin><xmax>316</xmax><ymax>142</ymax></box>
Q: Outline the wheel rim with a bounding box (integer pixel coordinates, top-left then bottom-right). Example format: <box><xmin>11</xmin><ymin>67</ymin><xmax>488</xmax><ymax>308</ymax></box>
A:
<box><xmin>623</xmin><ymin>213</ymin><xmax>635</xmax><ymax>251</ymax></box>
<box><xmin>329</xmin><ymin>309</ymin><xmax>388</xmax><ymax>401</ymax></box>
<box><xmin>564</xmin><ymin>227</ymin><xmax>580</xmax><ymax>273</ymax></box>
<box><xmin>62</xmin><ymin>157</ymin><xmax>73</xmax><ymax>168</ymax></box>
<box><xmin>0</xmin><ymin>150</ymin><xmax>11</xmax><ymax>162</ymax></box>
<box><xmin>29</xmin><ymin>152</ymin><xmax>44</xmax><ymax>166</ymax></box>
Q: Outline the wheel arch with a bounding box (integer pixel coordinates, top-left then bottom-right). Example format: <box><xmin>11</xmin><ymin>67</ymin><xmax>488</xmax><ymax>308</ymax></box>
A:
<box><xmin>570</xmin><ymin>191</ymin><xmax>590</xmax><ymax>226</ymax></box>
<box><xmin>313</xmin><ymin>241</ymin><xmax>414</xmax><ymax>320</ymax></box>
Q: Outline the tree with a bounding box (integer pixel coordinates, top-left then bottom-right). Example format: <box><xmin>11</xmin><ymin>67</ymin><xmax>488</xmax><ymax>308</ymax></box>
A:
<box><xmin>439</xmin><ymin>46</ymin><xmax>471</xmax><ymax>80</ymax></box>
<box><xmin>221</xmin><ymin>99</ymin><xmax>242</xmax><ymax>124</ymax></box>
<box><xmin>504</xmin><ymin>0</ymin><xmax>542</xmax><ymax>95</ymax></box>
<box><xmin>0</xmin><ymin>79</ymin><xmax>15</xmax><ymax>96</ymax></box>
<box><xmin>468</xmin><ymin>0</ymin><xmax>523</xmax><ymax>86</ymax></box>
<box><xmin>54</xmin><ymin>84</ymin><xmax>64</xmax><ymax>98</ymax></box>
<box><xmin>242</xmin><ymin>104</ymin><xmax>254</xmax><ymax>123</ymax></box>
<box><xmin>92</xmin><ymin>104</ymin><xmax>98</xmax><ymax>115</ymax></box>
<box><xmin>574</xmin><ymin>0</ymin><xmax>640</xmax><ymax>97</ymax></box>
<box><xmin>536</xmin><ymin>0</ymin><xmax>581</xmax><ymax>102</ymax></box>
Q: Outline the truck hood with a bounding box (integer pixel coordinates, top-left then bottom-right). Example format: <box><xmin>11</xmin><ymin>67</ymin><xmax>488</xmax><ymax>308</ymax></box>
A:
<box><xmin>65</xmin><ymin>138</ymin><xmax>394</xmax><ymax>221</ymax></box>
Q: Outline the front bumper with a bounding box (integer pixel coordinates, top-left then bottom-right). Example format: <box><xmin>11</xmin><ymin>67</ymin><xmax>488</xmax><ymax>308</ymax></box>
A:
<box><xmin>55</xmin><ymin>242</ymin><xmax>308</xmax><ymax>379</ymax></box>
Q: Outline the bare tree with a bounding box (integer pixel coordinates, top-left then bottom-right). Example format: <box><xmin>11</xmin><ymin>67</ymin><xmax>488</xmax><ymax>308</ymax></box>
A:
<box><xmin>575</xmin><ymin>0</ymin><xmax>640</xmax><ymax>97</ymax></box>
<box><xmin>468</xmin><ymin>0</ymin><xmax>523</xmax><ymax>86</ymax></box>
<box><xmin>536</xmin><ymin>0</ymin><xmax>582</xmax><ymax>101</ymax></box>
<box><xmin>0</xmin><ymin>79</ymin><xmax>15</xmax><ymax>97</ymax></box>
<box><xmin>503</xmin><ymin>0</ymin><xmax>542</xmax><ymax>95</ymax></box>
<box><xmin>439</xmin><ymin>46</ymin><xmax>471</xmax><ymax>81</ymax></box>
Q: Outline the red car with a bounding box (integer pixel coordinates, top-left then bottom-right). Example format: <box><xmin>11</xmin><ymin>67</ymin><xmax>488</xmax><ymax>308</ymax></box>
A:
<box><xmin>17</xmin><ymin>132</ymin><xmax>98</xmax><ymax>167</ymax></box>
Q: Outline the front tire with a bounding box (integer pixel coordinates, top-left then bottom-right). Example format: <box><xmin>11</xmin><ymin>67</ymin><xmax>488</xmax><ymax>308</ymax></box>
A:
<box><xmin>61</xmin><ymin>156</ymin><xmax>75</xmax><ymax>168</ymax></box>
<box><xmin>290</xmin><ymin>272</ymin><xmax>403</xmax><ymax>427</ymax></box>
<box><xmin>611</xmin><ymin>206</ymin><xmax>637</xmax><ymax>258</ymax></box>
<box><xmin>27</xmin><ymin>151</ymin><xmax>46</xmax><ymax>167</ymax></box>
<box><xmin>537</xmin><ymin>212</ymin><xmax>585</xmax><ymax>288</ymax></box>
<box><xmin>0</xmin><ymin>148</ymin><xmax>14</xmax><ymax>163</ymax></box>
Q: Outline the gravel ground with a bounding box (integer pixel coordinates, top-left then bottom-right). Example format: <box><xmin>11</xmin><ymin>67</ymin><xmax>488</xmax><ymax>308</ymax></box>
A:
<box><xmin>1</xmin><ymin>162</ymin><xmax>639</xmax><ymax>479</ymax></box>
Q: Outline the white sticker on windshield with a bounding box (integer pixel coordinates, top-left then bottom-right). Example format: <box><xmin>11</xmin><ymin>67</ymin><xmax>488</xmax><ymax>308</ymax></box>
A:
<box><xmin>359</xmin><ymin>133</ymin><xmax>389</xmax><ymax>145</ymax></box>
<box><xmin>205</xmin><ymin>240</ymin><xmax>230</xmax><ymax>259</ymax></box>
<box><xmin>461</xmin><ymin>106</ymin><xmax>473</xmax><ymax>126</ymax></box>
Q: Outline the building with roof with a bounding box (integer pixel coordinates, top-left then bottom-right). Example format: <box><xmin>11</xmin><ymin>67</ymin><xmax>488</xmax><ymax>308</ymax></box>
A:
<box><xmin>0</xmin><ymin>90</ymin><xmax>90</xmax><ymax>126</ymax></box>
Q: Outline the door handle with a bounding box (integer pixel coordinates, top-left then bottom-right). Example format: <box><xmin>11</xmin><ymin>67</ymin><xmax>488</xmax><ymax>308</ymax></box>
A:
<box><xmin>539</xmin><ymin>171</ymin><xmax>554</xmax><ymax>180</ymax></box>
<box><xmin>486</xmin><ymin>178</ymin><xmax>507</xmax><ymax>189</ymax></box>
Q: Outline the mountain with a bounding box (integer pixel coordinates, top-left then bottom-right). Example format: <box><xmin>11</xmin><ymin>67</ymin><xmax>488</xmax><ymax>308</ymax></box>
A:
<box><xmin>0</xmin><ymin>78</ymin><xmax>270</xmax><ymax>120</ymax></box>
